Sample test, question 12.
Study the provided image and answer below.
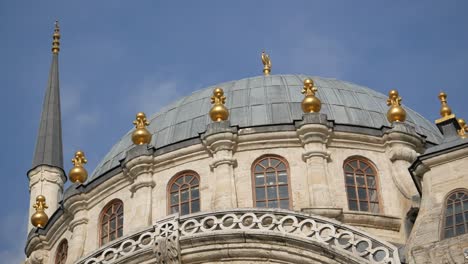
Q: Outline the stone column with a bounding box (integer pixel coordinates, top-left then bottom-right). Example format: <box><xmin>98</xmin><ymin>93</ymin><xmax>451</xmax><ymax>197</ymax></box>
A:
<box><xmin>123</xmin><ymin>145</ymin><xmax>155</xmax><ymax>232</ymax></box>
<box><xmin>27</xmin><ymin>165</ymin><xmax>66</xmax><ymax>231</ymax></box>
<box><xmin>65</xmin><ymin>199</ymin><xmax>88</xmax><ymax>264</ymax></box>
<box><xmin>202</xmin><ymin>121</ymin><xmax>238</xmax><ymax>210</ymax></box>
<box><xmin>296</xmin><ymin>113</ymin><xmax>339</xmax><ymax>217</ymax></box>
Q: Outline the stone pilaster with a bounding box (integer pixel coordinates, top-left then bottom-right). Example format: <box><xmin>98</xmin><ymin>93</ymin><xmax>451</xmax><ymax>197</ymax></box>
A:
<box><xmin>122</xmin><ymin>145</ymin><xmax>155</xmax><ymax>232</ymax></box>
<box><xmin>65</xmin><ymin>199</ymin><xmax>88</xmax><ymax>264</ymax></box>
<box><xmin>27</xmin><ymin>165</ymin><xmax>66</xmax><ymax>231</ymax></box>
<box><xmin>296</xmin><ymin>113</ymin><xmax>336</xmax><ymax>215</ymax></box>
<box><xmin>202</xmin><ymin>121</ymin><xmax>238</xmax><ymax>210</ymax></box>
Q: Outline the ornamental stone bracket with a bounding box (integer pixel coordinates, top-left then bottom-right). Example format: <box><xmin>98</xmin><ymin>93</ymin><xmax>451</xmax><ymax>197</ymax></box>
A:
<box><xmin>153</xmin><ymin>216</ymin><xmax>181</xmax><ymax>264</ymax></box>
<box><xmin>24</xmin><ymin>249</ymin><xmax>49</xmax><ymax>264</ymax></box>
<box><xmin>121</xmin><ymin>145</ymin><xmax>155</xmax><ymax>191</ymax></box>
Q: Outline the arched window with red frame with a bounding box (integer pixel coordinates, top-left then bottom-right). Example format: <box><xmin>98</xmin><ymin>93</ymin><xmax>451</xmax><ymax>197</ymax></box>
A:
<box><xmin>252</xmin><ymin>155</ymin><xmax>291</xmax><ymax>209</ymax></box>
<box><xmin>343</xmin><ymin>157</ymin><xmax>380</xmax><ymax>213</ymax></box>
<box><xmin>54</xmin><ymin>239</ymin><xmax>68</xmax><ymax>264</ymax></box>
<box><xmin>99</xmin><ymin>199</ymin><xmax>124</xmax><ymax>246</ymax></box>
<box><xmin>168</xmin><ymin>171</ymin><xmax>200</xmax><ymax>215</ymax></box>
<box><xmin>442</xmin><ymin>190</ymin><xmax>468</xmax><ymax>239</ymax></box>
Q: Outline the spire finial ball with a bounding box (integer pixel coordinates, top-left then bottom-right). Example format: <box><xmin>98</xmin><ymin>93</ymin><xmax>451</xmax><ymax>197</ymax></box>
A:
<box><xmin>386</xmin><ymin>89</ymin><xmax>406</xmax><ymax>123</ymax></box>
<box><xmin>31</xmin><ymin>195</ymin><xmax>49</xmax><ymax>228</ymax></box>
<box><xmin>438</xmin><ymin>92</ymin><xmax>452</xmax><ymax>117</ymax></box>
<box><xmin>209</xmin><ymin>87</ymin><xmax>229</xmax><ymax>122</ymax></box>
<box><xmin>69</xmin><ymin>150</ymin><xmax>88</xmax><ymax>184</ymax></box>
<box><xmin>132</xmin><ymin>112</ymin><xmax>152</xmax><ymax>145</ymax></box>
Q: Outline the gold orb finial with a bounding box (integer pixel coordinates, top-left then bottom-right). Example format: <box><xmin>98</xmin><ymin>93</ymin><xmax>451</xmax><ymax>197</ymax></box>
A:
<box><xmin>69</xmin><ymin>150</ymin><xmax>88</xmax><ymax>184</ymax></box>
<box><xmin>132</xmin><ymin>112</ymin><xmax>152</xmax><ymax>145</ymax></box>
<box><xmin>458</xmin><ymin>118</ymin><xmax>468</xmax><ymax>139</ymax></box>
<box><xmin>261</xmin><ymin>51</ymin><xmax>272</xmax><ymax>76</ymax></box>
<box><xmin>31</xmin><ymin>195</ymin><xmax>49</xmax><ymax>228</ymax></box>
<box><xmin>209</xmin><ymin>88</ymin><xmax>229</xmax><ymax>121</ymax></box>
<box><xmin>386</xmin><ymin>89</ymin><xmax>407</xmax><ymax>123</ymax></box>
<box><xmin>301</xmin><ymin>78</ymin><xmax>321</xmax><ymax>113</ymax></box>
<box><xmin>52</xmin><ymin>21</ymin><xmax>60</xmax><ymax>54</ymax></box>
<box><xmin>435</xmin><ymin>92</ymin><xmax>455</xmax><ymax>124</ymax></box>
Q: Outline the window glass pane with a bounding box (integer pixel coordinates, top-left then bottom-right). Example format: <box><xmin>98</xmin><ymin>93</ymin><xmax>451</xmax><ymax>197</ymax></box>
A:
<box><xmin>365</xmin><ymin>166</ymin><xmax>374</xmax><ymax>175</ymax></box>
<box><xmin>255</xmin><ymin>165</ymin><xmax>264</xmax><ymax>172</ymax></box>
<box><xmin>349</xmin><ymin>200</ymin><xmax>358</xmax><ymax>211</ymax></box>
<box><xmin>118</xmin><ymin>215</ymin><xmax>123</xmax><ymax>227</ymax></box>
<box><xmin>367</xmin><ymin>176</ymin><xmax>376</xmax><ymax>188</ymax></box>
<box><xmin>350</xmin><ymin>160</ymin><xmax>358</xmax><ymax>168</ymax></box>
<box><xmin>117</xmin><ymin>228</ymin><xmax>123</xmax><ymax>238</ymax></box>
<box><xmin>171</xmin><ymin>206</ymin><xmax>179</xmax><ymax>214</ymax></box>
<box><xmin>185</xmin><ymin>175</ymin><xmax>193</xmax><ymax>183</ymax></box>
<box><xmin>102</xmin><ymin>223</ymin><xmax>108</xmax><ymax>233</ymax></box>
<box><xmin>256</xmin><ymin>187</ymin><xmax>265</xmax><ymax>200</ymax></box>
<box><xmin>110</xmin><ymin>218</ymin><xmax>116</xmax><ymax>230</ymax></box>
<box><xmin>463</xmin><ymin>200</ymin><xmax>468</xmax><ymax>210</ymax></box>
<box><xmin>370</xmin><ymin>202</ymin><xmax>379</xmax><ymax>213</ymax></box>
<box><xmin>270</xmin><ymin>158</ymin><xmax>280</xmax><ymax>168</ymax></box>
<box><xmin>344</xmin><ymin>164</ymin><xmax>353</xmax><ymax>172</ymax></box>
<box><xmin>101</xmin><ymin>237</ymin><xmax>107</xmax><ymax>245</ymax></box>
<box><xmin>358</xmin><ymin>188</ymin><xmax>367</xmax><ymax>200</ymax></box>
<box><xmin>255</xmin><ymin>174</ymin><xmax>264</xmax><ymax>186</ymax></box>
<box><xmin>267</xmin><ymin>186</ymin><xmax>277</xmax><ymax>199</ymax></box>
<box><xmin>110</xmin><ymin>232</ymin><xmax>115</xmax><ymax>241</ymax></box>
<box><xmin>455</xmin><ymin>202</ymin><xmax>462</xmax><ymax>214</ymax></box>
<box><xmin>455</xmin><ymin>214</ymin><xmax>463</xmax><ymax>225</ymax></box>
<box><xmin>117</xmin><ymin>205</ymin><xmax>123</xmax><ymax>214</ymax></box>
<box><xmin>266</xmin><ymin>172</ymin><xmax>276</xmax><ymax>185</ymax></box>
<box><xmin>465</xmin><ymin>212</ymin><xmax>468</xmax><ymax>222</ymax></box>
<box><xmin>445</xmin><ymin>216</ymin><xmax>453</xmax><ymax>227</ymax></box>
<box><xmin>359</xmin><ymin>202</ymin><xmax>369</xmax><ymax>212</ymax></box>
<box><xmin>445</xmin><ymin>228</ymin><xmax>454</xmax><ymax>238</ymax></box>
<box><xmin>176</xmin><ymin>177</ymin><xmax>184</xmax><ymax>184</ymax></box>
<box><xmin>181</xmin><ymin>203</ymin><xmax>189</xmax><ymax>215</ymax></box>
<box><xmin>171</xmin><ymin>184</ymin><xmax>178</xmax><ymax>191</ymax></box>
<box><xmin>192</xmin><ymin>177</ymin><xmax>199</xmax><ymax>185</ymax></box>
<box><xmin>181</xmin><ymin>189</ymin><xmax>189</xmax><ymax>202</ymax></box>
<box><xmin>192</xmin><ymin>200</ymin><xmax>200</xmax><ymax>213</ymax></box>
<box><xmin>268</xmin><ymin>200</ymin><xmax>278</xmax><ymax>208</ymax></box>
<box><xmin>345</xmin><ymin>176</ymin><xmax>354</xmax><ymax>185</ymax></box>
<box><xmin>456</xmin><ymin>225</ymin><xmax>465</xmax><ymax>235</ymax></box>
<box><xmin>280</xmin><ymin>199</ymin><xmax>289</xmax><ymax>209</ymax></box>
<box><xmin>347</xmin><ymin>187</ymin><xmax>356</xmax><ymax>199</ymax></box>
<box><xmin>356</xmin><ymin>175</ymin><xmax>365</xmax><ymax>186</ymax></box>
<box><xmin>260</xmin><ymin>159</ymin><xmax>269</xmax><ymax>167</ymax></box>
<box><xmin>191</xmin><ymin>187</ymin><xmax>199</xmax><ymax>199</ymax></box>
<box><xmin>369</xmin><ymin>189</ymin><xmax>378</xmax><ymax>202</ymax></box>
<box><xmin>277</xmin><ymin>162</ymin><xmax>286</xmax><ymax>171</ymax></box>
<box><xmin>102</xmin><ymin>215</ymin><xmax>108</xmax><ymax>222</ymax></box>
<box><xmin>446</xmin><ymin>205</ymin><xmax>453</xmax><ymax>215</ymax></box>
<box><xmin>171</xmin><ymin>192</ymin><xmax>179</xmax><ymax>204</ymax></box>
<box><xmin>257</xmin><ymin>201</ymin><xmax>266</xmax><ymax>208</ymax></box>
<box><xmin>278</xmin><ymin>172</ymin><xmax>287</xmax><ymax>184</ymax></box>
<box><xmin>279</xmin><ymin>185</ymin><xmax>289</xmax><ymax>198</ymax></box>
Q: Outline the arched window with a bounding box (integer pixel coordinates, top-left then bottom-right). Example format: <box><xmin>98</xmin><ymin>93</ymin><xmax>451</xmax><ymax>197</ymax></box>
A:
<box><xmin>443</xmin><ymin>190</ymin><xmax>468</xmax><ymax>239</ymax></box>
<box><xmin>343</xmin><ymin>157</ymin><xmax>380</xmax><ymax>213</ymax></box>
<box><xmin>168</xmin><ymin>171</ymin><xmax>200</xmax><ymax>215</ymax></box>
<box><xmin>99</xmin><ymin>199</ymin><xmax>124</xmax><ymax>246</ymax></box>
<box><xmin>55</xmin><ymin>239</ymin><xmax>68</xmax><ymax>264</ymax></box>
<box><xmin>252</xmin><ymin>155</ymin><xmax>291</xmax><ymax>209</ymax></box>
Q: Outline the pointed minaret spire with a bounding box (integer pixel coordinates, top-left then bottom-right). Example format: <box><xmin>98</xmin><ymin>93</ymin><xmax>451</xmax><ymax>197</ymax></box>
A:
<box><xmin>31</xmin><ymin>21</ymin><xmax>63</xmax><ymax>170</ymax></box>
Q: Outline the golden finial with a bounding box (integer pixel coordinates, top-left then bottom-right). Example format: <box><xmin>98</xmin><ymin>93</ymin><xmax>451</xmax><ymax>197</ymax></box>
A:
<box><xmin>458</xmin><ymin>118</ymin><xmax>468</xmax><ymax>139</ymax></box>
<box><xmin>52</xmin><ymin>21</ymin><xmax>60</xmax><ymax>54</ymax></box>
<box><xmin>435</xmin><ymin>92</ymin><xmax>455</xmax><ymax>124</ymax></box>
<box><xmin>69</xmin><ymin>151</ymin><xmax>88</xmax><ymax>184</ymax></box>
<box><xmin>132</xmin><ymin>112</ymin><xmax>152</xmax><ymax>145</ymax></box>
<box><xmin>386</xmin><ymin>90</ymin><xmax>407</xmax><ymax>123</ymax></box>
<box><xmin>301</xmin><ymin>78</ymin><xmax>321</xmax><ymax>113</ymax></box>
<box><xmin>209</xmin><ymin>88</ymin><xmax>229</xmax><ymax>121</ymax></box>
<box><xmin>31</xmin><ymin>195</ymin><xmax>48</xmax><ymax>228</ymax></box>
<box><xmin>261</xmin><ymin>51</ymin><xmax>272</xmax><ymax>76</ymax></box>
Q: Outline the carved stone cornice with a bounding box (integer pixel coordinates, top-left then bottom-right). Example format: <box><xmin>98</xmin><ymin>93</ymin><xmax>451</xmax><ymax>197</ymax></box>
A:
<box><xmin>202</xmin><ymin>121</ymin><xmax>238</xmax><ymax>154</ymax></box>
<box><xmin>383</xmin><ymin>123</ymin><xmax>425</xmax><ymax>154</ymax></box>
<box><xmin>28</xmin><ymin>165</ymin><xmax>66</xmax><ymax>190</ymax></box>
<box><xmin>68</xmin><ymin>218</ymin><xmax>89</xmax><ymax>232</ymax></box>
<box><xmin>25</xmin><ymin>249</ymin><xmax>49</xmax><ymax>264</ymax></box>
<box><xmin>302</xmin><ymin>149</ymin><xmax>331</xmax><ymax>161</ymax></box>
<box><xmin>209</xmin><ymin>157</ymin><xmax>237</xmax><ymax>170</ymax></box>
<box><xmin>122</xmin><ymin>154</ymin><xmax>154</xmax><ymax>183</ymax></box>
<box><xmin>387</xmin><ymin>147</ymin><xmax>418</xmax><ymax>163</ymax></box>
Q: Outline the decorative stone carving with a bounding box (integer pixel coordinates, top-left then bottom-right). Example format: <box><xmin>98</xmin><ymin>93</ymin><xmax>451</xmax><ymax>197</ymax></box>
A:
<box><xmin>24</xmin><ymin>250</ymin><xmax>49</xmax><ymax>264</ymax></box>
<box><xmin>153</xmin><ymin>220</ymin><xmax>181</xmax><ymax>264</ymax></box>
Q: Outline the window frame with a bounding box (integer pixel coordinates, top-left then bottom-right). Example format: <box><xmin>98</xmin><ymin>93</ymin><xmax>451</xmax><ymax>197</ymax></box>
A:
<box><xmin>166</xmin><ymin>170</ymin><xmax>201</xmax><ymax>216</ymax></box>
<box><xmin>99</xmin><ymin>199</ymin><xmax>124</xmax><ymax>247</ymax></box>
<box><xmin>54</xmin><ymin>239</ymin><xmax>68</xmax><ymax>264</ymax></box>
<box><xmin>343</xmin><ymin>157</ymin><xmax>382</xmax><ymax>214</ymax></box>
<box><xmin>441</xmin><ymin>188</ymin><xmax>468</xmax><ymax>240</ymax></box>
<box><xmin>251</xmin><ymin>154</ymin><xmax>292</xmax><ymax>210</ymax></box>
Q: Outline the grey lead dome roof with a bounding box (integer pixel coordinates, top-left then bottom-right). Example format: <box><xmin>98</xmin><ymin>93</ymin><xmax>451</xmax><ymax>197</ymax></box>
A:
<box><xmin>91</xmin><ymin>74</ymin><xmax>443</xmax><ymax>178</ymax></box>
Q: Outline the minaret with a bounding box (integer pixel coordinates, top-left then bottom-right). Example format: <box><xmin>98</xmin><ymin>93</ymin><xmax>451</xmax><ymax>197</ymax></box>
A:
<box><xmin>27</xmin><ymin>21</ymin><xmax>66</xmax><ymax>231</ymax></box>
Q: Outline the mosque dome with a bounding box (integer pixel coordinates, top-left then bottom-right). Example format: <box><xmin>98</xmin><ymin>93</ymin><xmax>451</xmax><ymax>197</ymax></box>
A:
<box><xmin>91</xmin><ymin>74</ymin><xmax>442</xmax><ymax>178</ymax></box>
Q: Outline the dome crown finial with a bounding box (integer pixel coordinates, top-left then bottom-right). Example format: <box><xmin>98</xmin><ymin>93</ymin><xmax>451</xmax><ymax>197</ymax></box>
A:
<box><xmin>31</xmin><ymin>195</ymin><xmax>49</xmax><ymax>228</ymax></box>
<box><xmin>386</xmin><ymin>89</ymin><xmax>406</xmax><ymax>123</ymax></box>
<box><xmin>52</xmin><ymin>20</ymin><xmax>60</xmax><ymax>54</ymax></box>
<box><xmin>301</xmin><ymin>78</ymin><xmax>321</xmax><ymax>113</ymax></box>
<box><xmin>69</xmin><ymin>150</ymin><xmax>88</xmax><ymax>184</ymax></box>
<box><xmin>261</xmin><ymin>51</ymin><xmax>271</xmax><ymax>76</ymax></box>
<box><xmin>132</xmin><ymin>112</ymin><xmax>152</xmax><ymax>145</ymax></box>
<box><xmin>436</xmin><ymin>92</ymin><xmax>455</xmax><ymax>124</ymax></box>
<box><xmin>458</xmin><ymin>118</ymin><xmax>468</xmax><ymax>139</ymax></box>
<box><xmin>209</xmin><ymin>88</ymin><xmax>229</xmax><ymax>121</ymax></box>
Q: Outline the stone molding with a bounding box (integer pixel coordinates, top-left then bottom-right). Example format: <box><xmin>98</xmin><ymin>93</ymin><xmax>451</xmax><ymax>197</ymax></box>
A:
<box><xmin>75</xmin><ymin>209</ymin><xmax>401</xmax><ymax>264</ymax></box>
<box><xmin>28</xmin><ymin>165</ymin><xmax>66</xmax><ymax>191</ymax></box>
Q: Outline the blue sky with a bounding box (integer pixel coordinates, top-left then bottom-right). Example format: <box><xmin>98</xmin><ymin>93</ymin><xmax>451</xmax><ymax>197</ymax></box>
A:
<box><xmin>1</xmin><ymin>1</ymin><xmax>468</xmax><ymax>262</ymax></box>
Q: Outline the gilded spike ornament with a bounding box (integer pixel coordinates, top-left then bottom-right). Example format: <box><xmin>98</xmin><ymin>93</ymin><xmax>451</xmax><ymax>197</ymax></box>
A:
<box><xmin>458</xmin><ymin>118</ymin><xmax>468</xmax><ymax>139</ymax></box>
<box><xmin>209</xmin><ymin>88</ymin><xmax>229</xmax><ymax>121</ymax></box>
<box><xmin>301</xmin><ymin>78</ymin><xmax>321</xmax><ymax>113</ymax></box>
<box><xmin>52</xmin><ymin>21</ymin><xmax>60</xmax><ymax>54</ymax></box>
<box><xmin>69</xmin><ymin>151</ymin><xmax>88</xmax><ymax>184</ymax></box>
<box><xmin>31</xmin><ymin>195</ymin><xmax>49</xmax><ymax>228</ymax></box>
<box><xmin>132</xmin><ymin>112</ymin><xmax>152</xmax><ymax>145</ymax></box>
<box><xmin>261</xmin><ymin>51</ymin><xmax>272</xmax><ymax>76</ymax></box>
<box><xmin>386</xmin><ymin>90</ymin><xmax>407</xmax><ymax>123</ymax></box>
<box><xmin>435</xmin><ymin>92</ymin><xmax>455</xmax><ymax>124</ymax></box>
